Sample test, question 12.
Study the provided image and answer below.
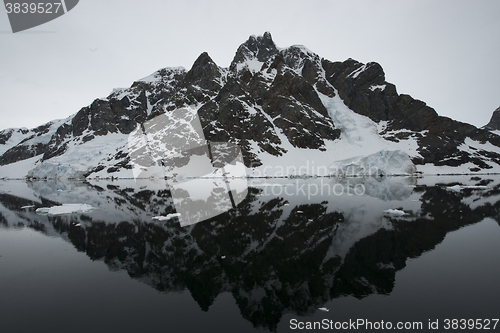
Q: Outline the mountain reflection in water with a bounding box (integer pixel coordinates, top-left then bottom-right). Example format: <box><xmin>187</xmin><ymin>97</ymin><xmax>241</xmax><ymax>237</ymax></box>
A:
<box><xmin>0</xmin><ymin>176</ymin><xmax>499</xmax><ymax>332</ymax></box>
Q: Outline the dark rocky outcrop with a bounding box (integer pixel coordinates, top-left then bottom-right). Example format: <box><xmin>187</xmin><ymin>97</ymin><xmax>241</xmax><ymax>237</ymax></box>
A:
<box><xmin>483</xmin><ymin>106</ymin><xmax>500</xmax><ymax>131</ymax></box>
<box><xmin>322</xmin><ymin>57</ymin><xmax>500</xmax><ymax>166</ymax></box>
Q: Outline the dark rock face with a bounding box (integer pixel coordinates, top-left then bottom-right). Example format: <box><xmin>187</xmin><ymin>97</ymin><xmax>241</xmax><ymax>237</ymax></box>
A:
<box><xmin>167</xmin><ymin>33</ymin><xmax>341</xmax><ymax>166</ymax></box>
<box><xmin>0</xmin><ymin>123</ymin><xmax>57</xmax><ymax>165</ymax></box>
<box><xmin>184</xmin><ymin>52</ymin><xmax>223</xmax><ymax>93</ymax></box>
<box><xmin>483</xmin><ymin>107</ymin><xmax>500</xmax><ymax>131</ymax></box>
<box><xmin>229</xmin><ymin>32</ymin><xmax>279</xmax><ymax>73</ymax></box>
<box><xmin>1</xmin><ymin>32</ymin><xmax>500</xmax><ymax>173</ymax></box>
<box><xmin>72</xmin><ymin>93</ymin><xmax>148</xmax><ymax>136</ymax></box>
<box><xmin>0</xmin><ymin>143</ymin><xmax>46</xmax><ymax>165</ymax></box>
<box><xmin>322</xmin><ymin>57</ymin><xmax>500</xmax><ymax>167</ymax></box>
<box><xmin>323</xmin><ymin>59</ymin><xmax>398</xmax><ymax>123</ymax></box>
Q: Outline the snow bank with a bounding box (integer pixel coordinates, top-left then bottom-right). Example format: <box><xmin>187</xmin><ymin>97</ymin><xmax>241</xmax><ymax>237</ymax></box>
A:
<box><xmin>27</xmin><ymin>133</ymin><xmax>129</xmax><ymax>180</ymax></box>
<box><xmin>0</xmin><ymin>156</ymin><xmax>40</xmax><ymax>179</ymax></box>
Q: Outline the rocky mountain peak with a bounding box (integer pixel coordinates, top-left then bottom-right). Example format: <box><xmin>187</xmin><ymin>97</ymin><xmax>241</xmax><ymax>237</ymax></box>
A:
<box><xmin>229</xmin><ymin>32</ymin><xmax>279</xmax><ymax>73</ymax></box>
<box><xmin>282</xmin><ymin>45</ymin><xmax>319</xmax><ymax>69</ymax></box>
<box><xmin>183</xmin><ymin>52</ymin><xmax>222</xmax><ymax>90</ymax></box>
<box><xmin>483</xmin><ymin>106</ymin><xmax>500</xmax><ymax>131</ymax></box>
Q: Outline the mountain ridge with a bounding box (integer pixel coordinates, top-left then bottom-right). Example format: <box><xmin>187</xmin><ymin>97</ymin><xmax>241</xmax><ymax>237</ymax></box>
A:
<box><xmin>1</xmin><ymin>32</ymin><xmax>500</xmax><ymax>179</ymax></box>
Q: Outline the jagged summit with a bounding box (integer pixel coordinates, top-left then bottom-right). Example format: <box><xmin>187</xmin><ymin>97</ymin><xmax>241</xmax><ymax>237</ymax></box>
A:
<box><xmin>183</xmin><ymin>51</ymin><xmax>223</xmax><ymax>93</ymax></box>
<box><xmin>483</xmin><ymin>106</ymin><xmax>500</xmax><ymax>131</ymax></box>
<box><xmin>2</xmin><ymin>32</ymin><xmax>500</xmax><ymax>179</ymax></box>
<box><xmin>229</xmin><ymin>31</ymin><xmax>279</xmax><ymax>73</ymax></box>
<box><xmin>185</xmin><ymin>52</ymin><xmax>220</xmax><ymax>81</ymax></box>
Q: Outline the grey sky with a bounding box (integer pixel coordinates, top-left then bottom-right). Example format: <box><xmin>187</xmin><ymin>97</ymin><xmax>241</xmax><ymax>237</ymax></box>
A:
<box><xmin>1</xmin><ymin>0</ymin><xmax>499</xmax><ymax>130</ymax></box>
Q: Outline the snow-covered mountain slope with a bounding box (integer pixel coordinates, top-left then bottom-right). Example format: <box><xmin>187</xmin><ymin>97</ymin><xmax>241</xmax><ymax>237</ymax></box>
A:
<box><xmin>2</xmin><ymin>32</ymin><xmax>500</xmax><ymax>179</ymax></box>
<box><xmin>0</xmin><ymin>118</ymin><xmax>69</xmax><ymax>159</ymax></box>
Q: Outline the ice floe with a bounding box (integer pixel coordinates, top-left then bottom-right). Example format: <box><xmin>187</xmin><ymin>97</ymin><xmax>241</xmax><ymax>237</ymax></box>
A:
<box><xmin>447</xmin><ymin>185</ymin><xmax>489</xmax><ymax>192</ymax></box>
<box><xmin>383</xmin><ymin>209</ymin><xmax>407</xmax><ymax>216</ymax></box>
<box><xmin>36</xmin><ymin>204</ymin><xmax>95</xmax><ymax>216</ymax></box>
<box><xmin>152</xmin><ymin>213</ymin><xmax>181</xmax><ymax>221</ymax></box>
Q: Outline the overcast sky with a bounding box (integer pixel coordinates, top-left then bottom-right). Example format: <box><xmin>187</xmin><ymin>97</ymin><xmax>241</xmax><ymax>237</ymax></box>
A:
<box><xmin>1</xmin><ymin>0</ymin><xmax>499</xmax><ymax>130</ymax></box>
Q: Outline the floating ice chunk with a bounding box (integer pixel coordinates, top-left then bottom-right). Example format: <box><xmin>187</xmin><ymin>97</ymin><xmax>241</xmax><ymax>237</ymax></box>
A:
<box><xmin>447</xmin><ymin>185</ymin><xmax>489</xmax><ymax>192</ymax></box>
<box><xmin>152</xmin><ymin>213</ymin><xmax>181</xmax><ymax>221</ymax></box>
<box><xmin>21</xmin><ymin>205</ymin><xmax>35</xmax><ymax>209</ymax></box>
<box><xmin>318</xmin><ymin>307</ymin><xmax>330</xmax><ymax>312</ymax></box>
<box><xmin>383</xmin><ymin>209</ymin><xmax>407</xmax><ymax>216</ymax></box>
<box><xmin>36</xmin><ymin>204</ymin><xmax>94</xmax><ymax>216</ymax></box>
<box><xmin>296</xmin><ymin>211</ymin><xmax>303</xmax><ymax>214</ymax></box>
<box><xmin>447</xmin><ymin>185</ymin><xmax>462</xmax><ymax>192</ymax></box>
<box><xmin>221</xmin><ymin>256</ymin><xmax>226</xmax><ymax>259</ymax></box>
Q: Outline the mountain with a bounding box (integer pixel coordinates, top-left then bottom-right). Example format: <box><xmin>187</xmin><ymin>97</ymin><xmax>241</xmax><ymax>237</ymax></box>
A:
<box><xmin>2</xmin><ymin>32</ymin><xmax>500</xmax><ymax>179</ymax></box>
<box><xmin>483</xmin><ymin>106</ymin><xmax>500</xmax><ymax>132</ymax></box>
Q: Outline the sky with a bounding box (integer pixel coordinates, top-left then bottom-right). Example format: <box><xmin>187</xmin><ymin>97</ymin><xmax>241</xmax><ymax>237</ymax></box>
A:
<box><xmin>0</xmin><ymin>0</ymin><xmax>499</xmax><ymax>130</ymax></box>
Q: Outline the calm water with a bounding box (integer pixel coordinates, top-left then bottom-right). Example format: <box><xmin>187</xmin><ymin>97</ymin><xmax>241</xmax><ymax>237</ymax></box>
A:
<box><xmin>0</xmin><ymin>176</ymin><xmax>499</xmax><ymax>332</ymax></box>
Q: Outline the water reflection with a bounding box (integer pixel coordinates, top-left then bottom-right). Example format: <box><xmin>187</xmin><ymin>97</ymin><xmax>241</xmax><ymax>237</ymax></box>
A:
<box><xmin>127</xmin><ymin>107</ymin><xmax>249</xmax><ymax>226</ymax></box>
<box><xmin>0</xmin><ymin>176</ymin><xmax>499</xmax><ymax>331</ymax></box>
